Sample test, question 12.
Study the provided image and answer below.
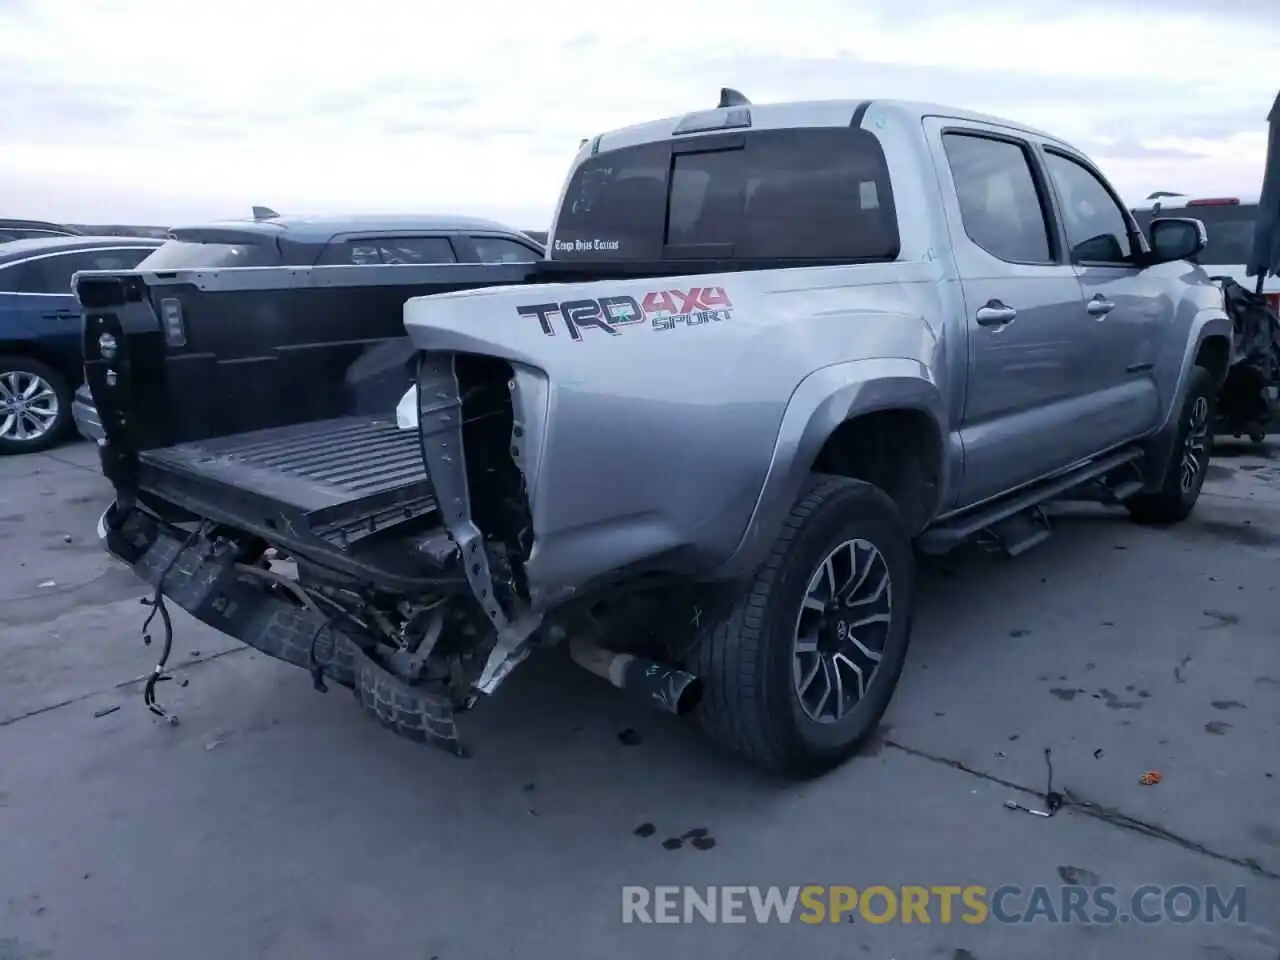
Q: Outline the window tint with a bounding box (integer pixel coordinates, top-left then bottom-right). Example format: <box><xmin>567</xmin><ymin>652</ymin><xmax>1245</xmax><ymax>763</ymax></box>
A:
<box><xmin>373</xmin><ymin>237</ymin><xmax>456</xmax><ymax>264</ymax></box>
<box><xmin>1043</xmin><ymin>151</ymin><xmax>1132</xmax><ymax>263</ymax></box>
<box><xmin>470</xmin><ymin>236</ymin><xmax>542</xmax><ymax>263</ymax></box>
<box><xmin>551</xmin><ymin>128</ymin><xmax>899</xmax><ymax>262</ymax></box>
<box><xmin>1132</xmin><ymin>204</ymin><xmax>1257</xmax><ymax>266</ymax></box>
<box><xmin>20</xmin><ymin>248</ymin><xmax>154</xmax><ymax>294</ymax></box>
<box><xmin>338</xmin><ymin>243</ymin><xmax>382</xmax><ymax>266</ymax></box>
<box><xmin>667</xmin><ymin>149</ymin><xmax>743</xmax><ymax>247</ymax></box>
<box><xmin>322</xmin><ymin>237</ymin><xmax>457</xmax><ymax>265</ymax></box>
<box><xmin>138</xmin><ymin>240</ymin><xmax>279</xmax><ymax>270</ymax></box>
<box><xmin>0</xmin><ymin>263</ymin><xmax>23</xmax><ymax>292</ymax></box>
<box><xmin>553</xmin><ymin>142</ymin><xmax>668</xmax><ymax>260</ymax></box>
<box><xmin>942</xmin><ymin>133</ymin><xmax>1052</xmax><ymax>263</ymax></box>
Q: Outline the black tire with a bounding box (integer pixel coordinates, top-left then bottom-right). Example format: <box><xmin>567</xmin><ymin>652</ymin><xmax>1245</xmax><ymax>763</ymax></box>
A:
<box><xmin>688</xmin><ymin>475</ymin><xmax>915</xmax><ymax>779</ymax></box>
<box><xmin>353</xmin><ymin>648</ymin><xmax>464</xmax><ymax>754</ymax></box>
<box><xmin>1126</xmin><ymin>366</ymin><xmax>1215</xmax><ymax>526</ymax></box>
<box><xmin>0</xmin><ymin>356</ymin><xmax>74</xmax><ymax>455</ymax></box>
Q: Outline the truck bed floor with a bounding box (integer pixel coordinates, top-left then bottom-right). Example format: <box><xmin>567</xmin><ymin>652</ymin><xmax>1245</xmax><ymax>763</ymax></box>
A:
<box><xmin>137</xmin><ymin>415</ymin><xmax>436</xmax><ymax>547</ymax></box>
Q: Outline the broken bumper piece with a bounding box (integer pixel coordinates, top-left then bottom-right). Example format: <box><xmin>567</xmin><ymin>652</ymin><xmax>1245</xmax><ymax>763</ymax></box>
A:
<box><xmin>96</xmin><ymin>506</ymin><xmax>465</xmax><ymax>756</ymax></box>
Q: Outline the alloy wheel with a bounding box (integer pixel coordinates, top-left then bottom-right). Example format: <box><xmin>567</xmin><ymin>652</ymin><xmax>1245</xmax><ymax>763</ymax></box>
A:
<box><xmin>792</xmin><ymin>538</ymin><xmax>893</xmax><ymax>724</ymax></box>
<box><xmin>0</xmin><ymin>370</ymin><xmax>60</xmax><ymax>444</ymax></box>
<box><xmin>1179</xmin><ymin>394</ymin><xmax>1210</xmax><ymax>494</ymax></box>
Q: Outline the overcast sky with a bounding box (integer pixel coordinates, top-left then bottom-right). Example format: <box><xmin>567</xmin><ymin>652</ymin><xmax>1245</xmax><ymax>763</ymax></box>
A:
<box><xmin>0</xmin><ymin>0</ymin><xmax>1275</xmax><ymax>228</ymax></box>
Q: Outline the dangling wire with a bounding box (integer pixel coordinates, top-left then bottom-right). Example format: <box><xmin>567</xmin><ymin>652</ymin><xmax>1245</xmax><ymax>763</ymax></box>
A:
<box><xmin>307</xmin><ymin>597</ymin><xmax>374</xmax><ymax>694</ymax></box>
<box><xmin>140</xmin><ymin>523</ymin><xmax>208</xmax><ymax>724</ymax></box>
<box><xmin>308</xmin><ymin>613</ymin><xmax>339</xmax><ymax>693</ymax></box>
<box><xmin>141</xmin><ymin>592</ymin><xmax>176</xmax><ymax>722</ymax></box>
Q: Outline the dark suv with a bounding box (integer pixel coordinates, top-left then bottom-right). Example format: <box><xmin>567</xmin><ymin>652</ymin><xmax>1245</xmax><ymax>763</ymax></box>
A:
<box><xmin>71</xmin><ymin>213</ymin><xmax>545</xmax><ymax>443</ymax></box>
<box><xmin>132</xmin><ymin>213</ymin><xmax>545</xmax><ymax>271</ymax></box>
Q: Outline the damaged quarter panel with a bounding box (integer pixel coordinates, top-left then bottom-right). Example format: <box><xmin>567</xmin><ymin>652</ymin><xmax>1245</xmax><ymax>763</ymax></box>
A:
<box><xmin>403</xmin><ymin>261</ymin><xmax>946</xmax><ymax>608</ymax></box>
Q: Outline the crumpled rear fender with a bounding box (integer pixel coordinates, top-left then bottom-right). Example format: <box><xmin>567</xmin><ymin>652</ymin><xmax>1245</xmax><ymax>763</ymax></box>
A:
<box><xmin>714</xmin><ymin>358</ymin><xmax>947</xmax><ymax>579</ymax></box>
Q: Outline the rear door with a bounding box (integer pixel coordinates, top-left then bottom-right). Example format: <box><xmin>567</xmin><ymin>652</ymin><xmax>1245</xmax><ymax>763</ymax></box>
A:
<box><xmin>926</xmin><ymin>120</ymin><xmax>1094</xmax><ymax>505</ymax></box>
<box><xmin>12</xmin><ymin>247</ymin><xmax>155</xmax><ymax>365</ymax></box>
<box><xmin>1041</xmin><ymin>148</ymin><xmax>1163</xmax><ymax>448</ymax></box>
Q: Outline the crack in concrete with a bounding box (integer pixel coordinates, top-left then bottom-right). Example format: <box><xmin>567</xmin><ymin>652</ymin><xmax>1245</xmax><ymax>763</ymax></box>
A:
<box><xmin>886</xmin><ymin>739</ymin><xmax>1280</xmax><ymax>882</ymax></box>
<box><xmin>0</xmin><ymin>646</ymin><xmax>249</xmax><ymax>728</ymax></box>
<box><xmin>39</xmin><ymin>451</ymin><xmax>104</xmax><ymax>474</ymax></box>
<box><xmin>4</xmin><ymin>636</ymin><xmax>1277</xmax><ymax>886</ymax></box>
<box><xmin>885</xmin><ymin>738</ymin><xmax>1040</xmax><ymax>795</ymax></box>
<box><xmin>1061</xmin><ymin>788</ymin><xmax>1280</xmax><ymax>881</ymax></box>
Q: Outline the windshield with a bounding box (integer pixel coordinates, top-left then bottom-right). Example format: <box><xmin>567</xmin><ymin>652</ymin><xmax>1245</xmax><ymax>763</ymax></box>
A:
<box><xmin>136</xmin><ymin>239</ymin><xmax>280</xmax><ymax>270</ymax></box>
<box><xmin>1132</xmin><ymin>203</ymin><xmax>1257</xmax><ymax>265</ymax></box>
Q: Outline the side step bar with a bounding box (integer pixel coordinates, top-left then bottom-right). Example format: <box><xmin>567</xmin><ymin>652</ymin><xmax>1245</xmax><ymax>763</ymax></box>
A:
<box><xmin>918</xmin><ymin>447</ymin><xmax>1144</xmax><ymax>555</ymax></box>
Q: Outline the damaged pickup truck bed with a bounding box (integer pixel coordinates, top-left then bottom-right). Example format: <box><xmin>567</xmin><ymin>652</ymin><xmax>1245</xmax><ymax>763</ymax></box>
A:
<box><xmin>80</xmin><ymin>92</ymin><xmax>1232</xmax><ymax>778</ymax></box>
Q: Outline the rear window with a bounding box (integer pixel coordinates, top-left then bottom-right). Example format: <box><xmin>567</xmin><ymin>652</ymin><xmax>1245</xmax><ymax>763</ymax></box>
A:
<box><xmin>551</xmin><ymin>127</ymin><xmax>899</xmax><ymax>263</ymax></box>
<box><xmin>1132</xmin><ymin>202</ymin><xmax>1257</xmax><ymax>265</ymax></box>
<box><xmin>137</xmin><ymin>240</ymin><xmax>280</xmax><ymax>270</ymax></box>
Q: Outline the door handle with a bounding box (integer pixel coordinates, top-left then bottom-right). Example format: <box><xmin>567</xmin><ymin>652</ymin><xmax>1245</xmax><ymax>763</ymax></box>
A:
<box><xmin>41</xmin><ymin>310</ymin><xmax>77</xmax><ymax>319</ymax></box>
<box><xmin>975</xmin><ymin>300</ymin><xmax>1017</xmax><ymax>327</ymax></box>
<box><xmin>1086</xmin><ymin>296</ymin><xmax>1115</xmax><ymax>317</ymax></box>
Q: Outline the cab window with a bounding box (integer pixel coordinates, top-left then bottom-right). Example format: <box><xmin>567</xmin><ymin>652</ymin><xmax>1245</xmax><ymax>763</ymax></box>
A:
<box><xmin>318</xmin><ymin>236</ymin><xmax>458</xmax><ymax>265</ymax></box>
<box><xmin>1043</xmin><ymin>151</ymin><xmax>1134</xmax><ymax>264</ymax></box>
<box><xmin>552</xmin><ymin>127</ymin><xmax>899</xmax><ymax>263</ymax></box>
<box><xmin>942</xmin><ymin>133</ymin><xmax>1053</xmax><ymax>264</ymax></box>
<box><xmin>470</xmin><ymin>236</ymin><xmax>542</xmax><ymax>263</ymax></box>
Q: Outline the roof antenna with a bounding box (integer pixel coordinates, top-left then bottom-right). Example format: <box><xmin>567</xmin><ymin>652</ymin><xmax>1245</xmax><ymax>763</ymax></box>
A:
<box><xmin>718</xmin><ymin>87</ymin><xmax>750</xmax><ymax>108</ymax></box>
<box><xmin>252</xmin><ymin>205</ymin><xmax>280</xmax><ymax>220</ymax></box>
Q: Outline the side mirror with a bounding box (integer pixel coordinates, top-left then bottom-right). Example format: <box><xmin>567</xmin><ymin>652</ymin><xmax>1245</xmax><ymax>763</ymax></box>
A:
<box><xmin>1148</xmin><ymin>217</ymin><xmax>1207</xmax><ymax>264</ymax></box>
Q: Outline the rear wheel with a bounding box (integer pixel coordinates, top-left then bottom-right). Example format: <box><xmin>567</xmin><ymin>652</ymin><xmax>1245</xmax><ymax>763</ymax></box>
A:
<box><xmin>1126</xmin><ymin>366</ymin><xmax>1214</xmax><ymax>525</ymax></box>
<box><xmin>0</xmin><ymin>357</ymin><xmax>73</xmax><ymax>455</ymax></box>
<box><xmin>688</xmin><ymin>476</ymin><xmax>914</xmax><ymax>779</ymax></box>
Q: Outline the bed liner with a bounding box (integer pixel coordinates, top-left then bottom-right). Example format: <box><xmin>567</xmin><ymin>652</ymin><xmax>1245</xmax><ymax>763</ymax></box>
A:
<box><xmin>136</xmin><ymin>414</ymin><xmax>437</xmax><ymax>549</ymax></box>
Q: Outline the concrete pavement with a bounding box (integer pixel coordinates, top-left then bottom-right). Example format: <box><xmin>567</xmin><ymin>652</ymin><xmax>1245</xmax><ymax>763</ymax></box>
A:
<box><xmin>1</xmin><ymin>439</ymin><xmax>1278</xmax><ymax>959</ymax></box>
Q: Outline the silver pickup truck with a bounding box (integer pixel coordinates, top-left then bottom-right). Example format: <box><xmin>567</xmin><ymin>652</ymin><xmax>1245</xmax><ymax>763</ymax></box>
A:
<box><xmin>79</xmin><ymin>92</ymin><xmax>1230</xmax><ymax>779</ymax></box>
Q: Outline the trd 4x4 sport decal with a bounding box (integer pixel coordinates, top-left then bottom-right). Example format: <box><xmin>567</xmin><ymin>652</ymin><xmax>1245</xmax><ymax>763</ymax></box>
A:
<box><xmin>516</xmin><ymin>286</ymin><xmax>734</xmax><ymax>340</ymax></box>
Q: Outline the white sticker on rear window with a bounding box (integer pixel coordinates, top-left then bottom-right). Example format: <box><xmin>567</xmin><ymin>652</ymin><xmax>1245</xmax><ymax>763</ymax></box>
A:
<box><xmin>553</xmin><ymin>238</ymin><xmax>621</xmax><ymax>254</ymax></box>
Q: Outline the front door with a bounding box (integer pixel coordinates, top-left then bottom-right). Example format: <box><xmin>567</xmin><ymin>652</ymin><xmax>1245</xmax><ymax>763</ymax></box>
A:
<box><xmin>928</xmin><ymin>123</ymin><xmax>1094</xmax><ymax>507</ymax></box>
<box><xmin>1040</xmin><ymin>148</ymin><xmax>1163</xmax><ymax>447</ymax></box>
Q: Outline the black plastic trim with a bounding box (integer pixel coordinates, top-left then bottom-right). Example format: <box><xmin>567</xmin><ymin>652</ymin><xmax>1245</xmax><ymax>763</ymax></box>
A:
<box><xmin>670</xmin><ymin>132</ymin><xmax>746</xmax><ymax>155</ymax></box>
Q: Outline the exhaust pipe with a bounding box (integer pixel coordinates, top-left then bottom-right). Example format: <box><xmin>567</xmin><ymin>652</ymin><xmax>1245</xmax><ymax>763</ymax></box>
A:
<box><xmin>568</xmin><ymin>634</ymin><xmax>702</xmax><ymax>716</ymax></box>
